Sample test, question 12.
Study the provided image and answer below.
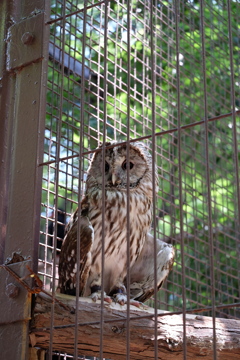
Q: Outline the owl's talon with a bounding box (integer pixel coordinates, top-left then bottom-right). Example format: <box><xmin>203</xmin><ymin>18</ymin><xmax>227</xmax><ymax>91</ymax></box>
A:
<box><xmin>91</xmin><ymin>290</ymin><xmax>112</xmax><ymax>303</ymax></box>
<box><xmin>104</xmin><ymin>296</ymin><xmax>112</xmax><ymax>303</ymax></box>
<box><xmin>113</xmin><ymin>293</ymin><xmax>145</xmax><ymax>308</ymax></box>
<box><xmin>113</xmin><ymin>293</ymin><xmax>127</xmax><ymax>305</ymax></box>
<box><xmin>129</xmin><ymin>299</ymin><xmax>144</xmax><ymax>308</ymax></box>
<box><xmin>91</xmin><ymin>292</ymin><xmax>99</xmax><ymax>302</ymax></box>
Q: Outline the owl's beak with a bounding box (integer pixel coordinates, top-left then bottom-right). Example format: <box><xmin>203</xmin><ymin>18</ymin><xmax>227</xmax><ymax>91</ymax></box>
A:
<box><xmin>112</xmin><ymin>173</ymin><xmax>117</xmax><ymax>185</ymax></box>
<box><xmin>111</xmin><ymin>172</ymin><xmax>121</xmax><ymax>185</ymax></box>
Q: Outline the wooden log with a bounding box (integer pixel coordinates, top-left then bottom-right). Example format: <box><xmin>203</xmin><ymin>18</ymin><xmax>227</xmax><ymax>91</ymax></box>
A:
<box><xmin>30</xmin><ymin>292</ymin><xmax>240</xmax><ymax>359</ymax></box>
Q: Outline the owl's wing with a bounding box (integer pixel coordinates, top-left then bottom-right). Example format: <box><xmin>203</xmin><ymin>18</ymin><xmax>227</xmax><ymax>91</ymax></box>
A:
<box><xmin>128</xmin><ymin>233</ymin><xmax>175</xmax><ymax>302</ymax></box>
<box><xmin>58</xmin><ymin>202</ymin><xmax>94</xmax><ymax>296</ymax></box>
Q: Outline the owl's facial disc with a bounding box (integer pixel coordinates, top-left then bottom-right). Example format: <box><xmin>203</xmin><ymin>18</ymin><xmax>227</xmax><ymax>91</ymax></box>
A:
<box><xmin>104</xmin><ymin>150</ymin><xmax>147</xmax><ymax>189</ymax></box>
<box><xmin>88</xmin><ymin>143</ymin><xmax>149</xmax><ymax>190</ymax></box>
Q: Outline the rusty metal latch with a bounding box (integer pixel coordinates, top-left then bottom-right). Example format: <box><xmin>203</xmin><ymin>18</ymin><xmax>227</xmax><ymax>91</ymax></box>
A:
<box><xmin>6</xmin><ymin>12</ymin><xmax>45</xmax><ymax>71</ymax></box>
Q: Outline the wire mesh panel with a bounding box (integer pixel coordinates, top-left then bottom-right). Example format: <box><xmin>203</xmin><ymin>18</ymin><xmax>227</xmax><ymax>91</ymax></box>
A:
<box><xmin>38</xmin><ymin>0</ymin><xmax>240</xmax><ymax>358</ymax></box>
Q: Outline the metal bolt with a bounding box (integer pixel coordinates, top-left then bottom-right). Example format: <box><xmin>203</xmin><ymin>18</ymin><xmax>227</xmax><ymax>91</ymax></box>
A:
<box><xmin>6</xmin><ymin>283</ymin><xmax>20</xmax><ymax>298</ymax></box>
<box><xmin>21</xmin><ymin>32</ymin><xmax>35</xmax><ymax>45</ymax></box>
<box><xmin>111</xmin><ymin>325</ymin><xmax>123</xmax><ymax>334</ymax></box>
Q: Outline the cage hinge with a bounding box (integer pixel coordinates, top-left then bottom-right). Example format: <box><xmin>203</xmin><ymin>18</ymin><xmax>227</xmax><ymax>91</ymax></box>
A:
<box><xmin>6</xmin><ymin>12</ymin><xmax>45</xmax><ymax>71</ymax></box>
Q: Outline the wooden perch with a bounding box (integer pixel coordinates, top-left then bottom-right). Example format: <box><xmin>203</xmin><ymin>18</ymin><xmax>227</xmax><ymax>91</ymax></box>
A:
<box><xmin>30</xmin><ymin>292</ymin><xmax>240</xmax><ymax>359</ymax></box>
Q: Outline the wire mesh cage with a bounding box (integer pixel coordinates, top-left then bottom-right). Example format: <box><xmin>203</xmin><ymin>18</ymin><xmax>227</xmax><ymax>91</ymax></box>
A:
<box><xmin>38</xmin><ymin>0</ymin><xmax>240</xmax><ymax>357</ymax></box>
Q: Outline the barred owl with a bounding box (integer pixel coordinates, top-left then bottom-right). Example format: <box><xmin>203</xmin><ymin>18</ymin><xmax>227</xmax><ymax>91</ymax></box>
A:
<box><xmin>59</xmin><ymin>142</ymin><xmax>174</xmax><ymax>305</ymax></box>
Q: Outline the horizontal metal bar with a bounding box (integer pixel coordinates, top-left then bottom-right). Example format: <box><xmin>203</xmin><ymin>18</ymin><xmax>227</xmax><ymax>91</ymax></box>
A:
<box><xmin>38</xmin><ymin>109</ymin><xmax>240</xmax><ymax>167</ymax></box>
<box><xmin>45</xmin><ymin>0</ymin><xmax>115</xmax><ymax>25</ymax></box>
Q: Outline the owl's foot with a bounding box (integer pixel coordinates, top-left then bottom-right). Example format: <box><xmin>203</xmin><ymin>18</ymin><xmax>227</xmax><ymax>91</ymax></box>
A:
<box><xmin>110</xmin><ymin>286</ymin><xmax>142</xmax><ymax>307</ymax></box>
<box><xmin>113</xmin><ymin>292</ymin><xmax>127</xmax><ymax>305</ymax></box>
<box><xmin>110</xmin><ymin>285</ymin><xmax>127</xmax><ymax>305</ymax></box>
<box><xmin>113</xmin><ymin>291</ymin><xmax>145</xmax><ymax>308</ymax></box>
<box><xmin>90</xmin><ymin>285</ymin><xmax>112</xmax><ymax>303</ymax></box>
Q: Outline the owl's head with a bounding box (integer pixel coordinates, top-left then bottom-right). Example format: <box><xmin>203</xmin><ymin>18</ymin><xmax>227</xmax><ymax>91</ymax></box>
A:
<box><xmin>86</xmin><ymin>141</ymin><xmax>157</xmax><ymax>192</ymax></box>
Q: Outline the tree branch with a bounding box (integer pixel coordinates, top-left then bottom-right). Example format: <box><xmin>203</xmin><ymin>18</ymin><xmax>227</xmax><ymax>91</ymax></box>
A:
<box><xmin>30</xmin><ymin>292</ymin><xmax>240</xmax><ymax>359</ymax></box>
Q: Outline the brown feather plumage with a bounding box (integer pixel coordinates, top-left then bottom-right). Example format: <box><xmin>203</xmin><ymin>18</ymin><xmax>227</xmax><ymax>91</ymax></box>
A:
<box><xmin>59</xmin><ymin>142</ymin><xmax>174</xmax><ymax>303</ymax></box>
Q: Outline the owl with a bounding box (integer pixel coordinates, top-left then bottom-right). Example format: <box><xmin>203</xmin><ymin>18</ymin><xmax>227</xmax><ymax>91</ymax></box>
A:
<box><xmin>59</xmin><ymin>142</ymin><xmax>175</xmax><ymax>305</ymax></box>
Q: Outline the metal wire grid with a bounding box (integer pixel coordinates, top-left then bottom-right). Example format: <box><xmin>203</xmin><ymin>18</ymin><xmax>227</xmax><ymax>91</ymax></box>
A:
<box><xmin>38</xmin><ymin>0</ymin><xmax>240</xmax><ymax>358</ymax></box>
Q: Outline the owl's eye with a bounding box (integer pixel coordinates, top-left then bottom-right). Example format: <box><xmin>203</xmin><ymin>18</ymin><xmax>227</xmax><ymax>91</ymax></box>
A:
<box><xmin>105</xmin><ymin>161</ymin><xmax>110</xmax><ymax>172</ymax></box>
<box><xmin>122</xmin><ymin>160</ymin><xmax>134</xmax><ymax>170</ymax></box>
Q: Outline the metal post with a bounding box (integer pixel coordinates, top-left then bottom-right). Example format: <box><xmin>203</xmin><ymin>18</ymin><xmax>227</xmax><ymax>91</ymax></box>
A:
<box><xmin>0</xmin><ymin>0</ymin><xmax>49</xmax><ymax>359</ymax></box>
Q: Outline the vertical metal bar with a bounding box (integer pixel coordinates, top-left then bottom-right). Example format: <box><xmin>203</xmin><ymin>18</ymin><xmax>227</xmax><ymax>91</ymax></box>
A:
<box><xmin>0</xmin><ymin>0</ymin><xmax>49</xmax><ymax>358</ymax></box>
<box><xmin>97</xmin><ymin>4</ymin><xmax>104</xmax><ymax>144</ymax></box>
<box><xmin>199</xmin><ymin>1</ymin><xmax>217</xmax><ymax>358</ymax></box>
<box><xmin>226</xmin><ymin>0</ymin><xmax>240</xmax><ymax>310</ymax></box>
<box><xmin>74</xmin><ymin>2</ymin><xmax>88</xmax><ymax>359</ymax></box>
<box><xmin>48</xmin><ymin>2</ymin><xmax>67</xmax><ymax>357</ymax></box>
<box><xmin>126</xmin><ymin>1</ymin><xmax>131</xmax><ymax>360</ymax></box>
<box><xmin>226</xmin><ymin>0</ymin><xmax>240</xmax><ymax>224</ymax></box>
<box><xmin>149</xmin><ymin>1</ymin><xmax>158</xmax><ymax>359</ymax></box>
<box><xmin>142</xmin><ymin>3</ymin><xmax>147</xmax><ymax>138</ymax></box>
<box><xmin>99</xmin><ymin>2</ymin><xmax>109</xmax><ymax>359</ymax></box>
<box><xmin>0</xmin><ymin>1</ymin><xmax>15</xmax><ymax>265</ymax></box>
<box><xmin>174</xmin><ymin>0</ymin><xmax>187</xmax><ymax>358</ymax></box>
